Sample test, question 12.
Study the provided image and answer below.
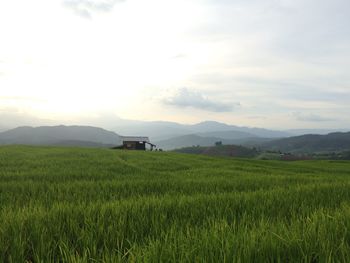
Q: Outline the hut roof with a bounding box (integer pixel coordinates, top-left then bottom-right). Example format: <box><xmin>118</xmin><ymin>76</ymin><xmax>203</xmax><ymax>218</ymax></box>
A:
<box><xmin>121</xmin><ymin>136</ymin><xmax>150</xmax><ymax>143</ymax></box>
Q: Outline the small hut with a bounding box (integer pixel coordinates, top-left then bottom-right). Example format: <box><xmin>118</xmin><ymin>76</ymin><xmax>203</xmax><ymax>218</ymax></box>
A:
<box><xmin>121</xmin><ymin>136</ymin><xmax>156</xmax><ymax>151</ymax></box>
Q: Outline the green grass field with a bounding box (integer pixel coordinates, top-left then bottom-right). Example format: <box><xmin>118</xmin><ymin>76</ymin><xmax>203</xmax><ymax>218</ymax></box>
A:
<box><xmin>1</xmin><ymin>146</ymin><xmax>350</xmax><ymax>262</ymax></box>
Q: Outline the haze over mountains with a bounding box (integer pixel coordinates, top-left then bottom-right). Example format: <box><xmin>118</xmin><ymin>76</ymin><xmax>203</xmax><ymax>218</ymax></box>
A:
<box><xmin>0</xmin><ymin>119</ymin><xmax>349</xmax><ymax>153</ymax></box>
<box><xmin>1</xmin><ymin>115</ymin><xmax>347</xmax><ymax>140</ymax></box>
<box><xmin>112</xmin><ymin>120</ymin><xmax>291</xmax><ymax>141</ymax></box>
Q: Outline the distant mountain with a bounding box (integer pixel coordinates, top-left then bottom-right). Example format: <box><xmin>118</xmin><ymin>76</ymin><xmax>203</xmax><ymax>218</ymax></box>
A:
<box><xmin>287</xmin><ymin>129</ymin><xmax>349</xmax><ymax>136</ymax></box>
<box><xmin>155</xmin><ymin>134</ymin><xmax>219</xmax><ymax>150</ymax></box>
<box><xmin>113</xmin><ymin>120</ymin><xmax>291</xmax><ymax>141</ymax></box>
<box><xmin>112</xmin><ymin>121</ymin><xmax>191</xmax><ymax>141</ymax></box>
<box><xmin>196</xmin><ymin>130</ymin><xmax>256</xmax><ymax>140</ymax></box>
<box><xmin>188</xmin><ymin>121</ymin><xmax>291</xmax><ymax>138</ymax></box>
<box><xmin>0</xmin><ymin>126</ymin><xmax>8</xmax><ymax>132</ymax></box>
<box><xmin>154</xmin><ymin>134</ymin><xmax>271</xmax><ymax>150</ymax></box>
<box><xmin>189</xmin><ymin>121</ymin><xmax>236</xmax><ymax>132</ymax></box>
<box><xmin>263</xmin><ymin>132</ymin><xmax>350</xmax><ymax>153</ymax></box>
<box><xmin>0</xmin><ymin>125</ymin><xmax>121</xmax><ymax>147</ymax></box>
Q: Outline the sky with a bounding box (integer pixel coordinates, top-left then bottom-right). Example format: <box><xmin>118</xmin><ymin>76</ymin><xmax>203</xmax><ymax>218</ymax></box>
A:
<box><xmin>0</xmin><ymin>0</ymin><xmax>349</xmax><ymax>129</ymax></box>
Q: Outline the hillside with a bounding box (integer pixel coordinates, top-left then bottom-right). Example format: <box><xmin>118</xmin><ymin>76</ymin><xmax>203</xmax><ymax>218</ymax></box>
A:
<box><xmin>174</xmin><ymin>145</ymin><xmax>259</xmax><ymax>158</ymax></box>
<box><xmin>155</xmin><ymin>134</ymin><xmax>271</xmax><ymax>150</ymax></box>
<box><xmin>1</xmin><ymin>146</ymin><xmax>350</xmax><ymax>261</ymax></box>
<box><xmin>155</xmin><ymin>134</ymin><xmax>219</xmax><ymax>150</ymax></box>
<box><xmin>263</xmin><ymin>132</ymin><xmax>350</xmax><ymax>153</ymax></box>
<box><xmin>0</xmin><ymin>125</ymin><xmax>121</xmax><ymax>147</ymax></box>
<box><xmin>287</xmin><ymin>128</ymin><xmax>350</xmax><ymax>136</ymax></box>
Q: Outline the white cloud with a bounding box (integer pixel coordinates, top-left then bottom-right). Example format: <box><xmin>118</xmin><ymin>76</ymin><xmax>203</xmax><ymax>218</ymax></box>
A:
<box><xmin>162</xmin><ymin>88</ymin><xmax>240</xmax><ymax>112</ymax></box>
<box><xmin>292</xmin><ymin>112</ymin><xmax>336</xmax><ymax>122</ymax></box>
<box><xmin>63</xmin><ymin>0</ymin><xmax>125</xmax><ymax>18</ymax></box>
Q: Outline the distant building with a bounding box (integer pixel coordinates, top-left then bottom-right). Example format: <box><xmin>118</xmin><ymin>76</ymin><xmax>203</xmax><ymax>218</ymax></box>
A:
<box><xmin>121</xmin><ymin>136</ymin><xmax>156</xmax><ymax>151</ymax></box>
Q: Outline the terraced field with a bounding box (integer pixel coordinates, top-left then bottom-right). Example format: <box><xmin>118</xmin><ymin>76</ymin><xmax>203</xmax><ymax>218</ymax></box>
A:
<box><xmin>0</xmin><ymin>146</ymin><xmax>350</xmax><ymax>262</ymax></box>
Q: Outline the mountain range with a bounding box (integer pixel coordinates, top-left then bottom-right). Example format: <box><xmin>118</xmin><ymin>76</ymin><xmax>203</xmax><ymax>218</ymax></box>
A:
<box><xmin>0</xmin><ymin>126</ymin><xmax>121</xmax><ymax>147</ymax></box>
<box><xmin>0</xmin><ymin>121</ymin><xmax>349</xmax><ymax>153</ymax></box>
<box><xmin>0</xmin><ymin>121</ymin><xmax>287</xmax><ymax>149</ymax></box>
<box><xmin>112</xmin><ymin>120</ymin><xmax>291</xmax><ymax>141</ymax></box>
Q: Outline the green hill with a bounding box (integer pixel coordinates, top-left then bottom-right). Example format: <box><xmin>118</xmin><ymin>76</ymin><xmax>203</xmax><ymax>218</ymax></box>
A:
<box><xmin>174</xmin><ymin>144</ymin><xmax>260</xmax><ymax>158</ymax></box>
<box><xmin>155</xmin><ymin>134</ymin><xmax>270</xmax><ymax>150</ymax></box>
<box><xmin>263</xmin><ymin>132</ymin><xmax>350</xmax><ymax>153</ymax></box>
<box><xmin>1</xmin><ymin>146</ymin><xmax>350</xmax><ymax>261</ymax></box>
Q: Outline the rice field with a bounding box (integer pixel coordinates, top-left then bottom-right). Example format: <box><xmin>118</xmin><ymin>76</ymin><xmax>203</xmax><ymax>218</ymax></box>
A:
<box><xmin>1</xmin><ymin>145</ymin><xmax>350</xmax><ymax>262</ymax></box>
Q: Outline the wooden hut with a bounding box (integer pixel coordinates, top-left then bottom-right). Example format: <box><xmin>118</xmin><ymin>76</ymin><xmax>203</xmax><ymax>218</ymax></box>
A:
<box><xmin>121</xmin><ymin>136</ymin><xmax>156</xmax><ymax>151</ymax></box>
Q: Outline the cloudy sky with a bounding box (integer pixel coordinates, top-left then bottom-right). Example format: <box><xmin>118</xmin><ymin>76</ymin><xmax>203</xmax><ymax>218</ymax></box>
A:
<box><xmin>0</xmin><ymin>0</ymin><xmax>349</xmax><ymax>129</ymax></box>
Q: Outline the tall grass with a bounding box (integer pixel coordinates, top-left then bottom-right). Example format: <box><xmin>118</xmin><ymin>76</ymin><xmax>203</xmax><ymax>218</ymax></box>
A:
<box><xmin>0</xmin><ymin>145</ymin><xmax>350</xmax><ymax>262</ymax></box>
